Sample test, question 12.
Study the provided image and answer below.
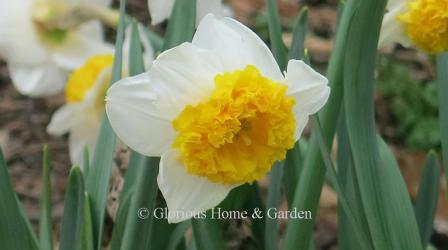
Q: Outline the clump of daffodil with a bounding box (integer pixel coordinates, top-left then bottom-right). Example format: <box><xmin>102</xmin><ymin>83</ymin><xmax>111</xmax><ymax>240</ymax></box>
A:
<box><xmin>47</xmin><ymin>26</ymin><xmax>154</xmax><ymax>166</ymax></box>
<box><xmin>380</xmin><ymin>0</ymin><xmax>448</xmax><ymax>54</ymax></box>
<box><xmin>148</xmin><ymin>0</ymin><xmax>224</xmax><ymax>26</ymax></box>
<box><xmin>105</xmin><ymin>14</ymin><xmax>330</xmax><ymax>223</ymax></box>
<box><xmin>0</xmin><ymin>0</ymin><xmax>116</xmax><ymax>97</ymax></box>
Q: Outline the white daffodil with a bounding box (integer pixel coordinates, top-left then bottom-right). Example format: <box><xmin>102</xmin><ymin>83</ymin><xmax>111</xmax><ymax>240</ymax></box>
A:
<box><xmin>106</xmin><ymin>14</ymin><xmax>330</xmax><ymax>223</ymax></box>
<box><xmin>148</xmin><ymin>0</ymin><xmax>223</xmax><ymax>26</ymax></box>
<box><xmin>379</xmin><ymin>0</ymin><xmax>448</xmax><ymax>54</ymax></box>
<box><xmin>0</xmin><ymin>0</ymin><xmax>116</xmax><ymax>97</ymax></box>
<box><xmin>47</xmin><ymin>26</ymin><xmax>154</xmax><ymax>166</ymax></box>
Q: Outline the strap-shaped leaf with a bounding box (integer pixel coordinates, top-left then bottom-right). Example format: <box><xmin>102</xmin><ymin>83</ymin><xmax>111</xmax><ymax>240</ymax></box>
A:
<box><xmin>60</xmin><ymin>166</ymin><xmax>85</xmax><ymax>250</ymax></box>
<box><xmin>437</xmin><ymin>53</ymin><xmax>448</xmax><ymax>195</ymax></box>
<box><xmin>167</xmin><ymin>221</ymin><xmax>191</xmax><ymax>250</ymax></box>
<box><xmin>162</xmin><ymin>0</ymin><xmax>196</xmax><ymax>50</ymax></box>
<box><xmin>313</xmin><ymin>116</ymin><xmax>373</xmax><ymax>249</ymax></box>
<box><xmin>81</xmin><ymin>193</ymin><xmax>94</xmax><ymax>250</ymax></box>
<box><xmin>342</xmin><ymin>0</ymin><xmax>423</xmax><ymax>245</ymax></box>
<box><xmin>192</xmin><ymin>218</ymin><xmax>226</xmax><ymax>250</ymax></box>
<box><xmin>0</xmin><ymin>148</ymin><xmax>39</xmax><ymax>250</ymax></box>
<box><xmin>414</xmin><ymin>152</ymin><xmax>440</xmax><ymax>248</ymax></box>
<box><xmin>39</xmin><ymin>146</ymin><xmax>53</xmax><ymax>250</ymax></box>
<box><xmin>282</xmin><ymin>0</ymin><xmax>352</xmax><ymax>247</ymax></box>
<box><xmin>376</xmin><ymin>138</ymin><xmax>422</xmax><ymax>249</ymax></box>
<box><xmin>244</xmin><ymin>183</ymin><xmax>266</xmax><ymax>250</ymax></box>
<box><xmin>85</xmin><ymin>0</ymin><xmax>126</xmax><ymax>248</ymax></box>
<box><xmin>265</xmin><ymin>0</ymin><xmax>287</xmax><ymax>70</ymax></box>
<box><xmin>287</xmin><ymin>7</ymin><xmax>308</xmax><ymax>61</ymax></box>
<box><xmin>337</xmin><ymin>109</ymin><xmax>371</xmax><ymax>250</ymax></box>
<box><xmin>265</xmin><ymin>163</ymin><xmax>283</xmax><ymax>250</ymax></box>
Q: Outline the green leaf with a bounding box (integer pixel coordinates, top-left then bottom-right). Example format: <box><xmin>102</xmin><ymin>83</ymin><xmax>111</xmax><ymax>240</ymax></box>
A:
<box><xmin>265</xmin><ymin>163</ymin><xmax>282</xmax><ymax>250</ymax></box>
<box><xmin>283</xmin><ymin>142</ymin><xmax>304</xmax><ymax>208</ymax></box>
<box><xmin>192</xmin><ymin>218</ymin><xmax>226</xmax><ymax>250</ymax></box>
<box><xmin>110</xmin><ymin>189</ymin><xmax>133</xmax><ymax>250</ymax></box>
<box><xmin>376</xmin><ymin>138</ymin><xmax>423</xmax><ymax>249</ymax></box>
<box><xmin>60</xmin><ymin>166</ymin><xmax>85</xmax><ymax>250</ymax></box>
<box><xmin>337</xmin><ymin>108</ymin><xmax>371</xmax><ymax>250</ymax></box>
<box><xmin>129</xmin><ymin>20</ymin><xmax>146</xmax><ymax>75</ymax></box>
<box><xmin>414</xmin><ymin>152</ymin><xmax>440</xmax><ymax>248</ymax></box>
<box><xmin>287</xmin><ymin>7</ymin><xmax>308</xmax><ymax>61</ymax></box>
<box><xmin>150</xmin><ymin>216</ymin><xmax>177</xmax><ymax>249</ymax></box>
<box><xmin>86</xmin><ymin>0</ymin><xmax>126</xmax><ymax>248</ymax></box>
<box><xmin>436</xmin><ymin>52</ymin><xmax>448</xmax><ymax>192</ymax></box>
<box><xmin>40</xmin><ymin>145</ymin><xmax>53</xmax><ymax>250</ymax></box>
<box><xmin>110</xmin><ymin>153</ymin><xmax>146</xmax><ymax>250</ymax></box>
<box><xmin>80</xmin><ymin>193</ymin><xmax>94</xmax><ymax>250</ymax></box>
<box><xmin>219</xmin><ymin>184</ymin><xmax>249</xmax><ymax>211</ymax></box>
<box><xmin>0</xmin><ymin>147</ymin><xmax>39</xmax><ymax>250</ymax></box>
<box><xmin>312</xmin><ymin>116</ymin><xmax>373</xmax><ymax>249</ymax></box>
<box><xmin>120</xmin><ymin>157</ymin><xmax>160</xmax><ymax>250</ymax></box>
<box><xmin>281</xmin><ymin>0</ymin><xmax>352</xmax><ymax>248</ymax></box>
<box><xmin>341</xmin><ymin>0</ymin><xmax>423</xmax><ymax>246</ymax></box>
<box><xmin>342</xmin><ymin>0</ymin><xmax>386</xmax><ymax>246</ymax></box>
<box><xmin>162</xmin><ymin>0</ymin><xmax>196</xmax><ymax>50</ymax></box>
<box><xmin>265</xmin><ymin>0</ymin><xmax>287</xmax><ymax>69</ymax></box>
<box><xmin>244</xmin><ymin>183</ymin><xmax>266</xmax><ymax>250</ymax></box>
<box><xmin>83</xmin><ymin>146</ymin><xmax>90</xmax><ymax>179</ymax></box>
<box><xmin>167</xmin><ymin>221</ymin><xmax>191</xmax><ymax>250</ymax></box>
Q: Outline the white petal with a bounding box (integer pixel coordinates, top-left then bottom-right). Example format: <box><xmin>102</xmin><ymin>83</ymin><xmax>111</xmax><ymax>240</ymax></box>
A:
<box><xmin>149</xmin><ymin>42</ymin><xmax>223</xmax><ymax>106</ymax></box>
<box><xmin>285</xmin><ymin>60</ymin><xmax>330</xmax><ymax>140</ymax></box>
<box><xmin>196</xmin><ymin>0</ymin><xmax>223</xmax><ymax>25</ymax></box>
<box><xmin>87</xmin><ymin>0</ymin><xmax>111</xmax><ymax>7</ymax></box>
<box><xmin>192</xmin><ymin>14</ymin><xmax>283</xmax><ymax>81</ymax></box>
<box><xmin>68</xmin><ymin>122</ymin><xmax>100</xmax><ymax>167</ymax></box>
<box><xmin>158</xmin><ymin>149</ymin><xmax>235</xmax><ymax>223</ymax></box>
<box><xmin>52</xmin><ymin>31</ymin><xmax>113</xmax><ymax>70</ymax></box>
<box><xmin>8</xmin><ymin>63</ymin><xmax>67</xmax><ymax>97</ymax></box>
<box><xmin>0</xmin><ymin>0</ymin><xmax>49</xmax><ymax>65</ymax></box>
<box><xmin>105</xmin><ymin>72</ymin><xmax>176</xmax><ymax>157</ymax></box>
<box><xmin>47</xmin><ymin>105</ymin><xmax>83</xmax><ymax>136</ymax></box>
<box><xmin>379</xmin><ymin>1</ymin><xmax>412</xmax><ymax>48</ymax></box>
<box><xmin>77</xmin><ymin>20</ymin><xmax>104</xmax><ymax>42</ymax></box>
<box><xmin>148</xmin><ymin>0</ymin><xmax>175</xmax><ymax>25</ymax></box>
<box><xmin>387</xmin><ymin>0</ymin><xmax>404</xmax><ymax>10</ymax></box>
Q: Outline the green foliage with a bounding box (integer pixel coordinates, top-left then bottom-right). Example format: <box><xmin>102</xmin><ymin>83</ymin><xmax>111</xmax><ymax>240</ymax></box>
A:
<box><xmin>85</xmin><ymin>0</ymin><xmax>126</xmax><ymax>248</ymax></box>
<box><xmin>0</xmin><ymin>0</ymin><xmax>445</xmax><ymax>250</ymax></box>
<box><xmin>414</xmin><ymin>152</ymin><xmax>440</xmax><ymax>248</ymax></box>
<box><xmin>376</xmin><ymin>57</ymin><xmax>440</xmax><ymax>149</ymax></box>
<box><xmin>59</xmin><ymin>167</ymin><xmax>85</xmax><ymax>250</ymax></box>
<box><xmin>0</xmin><ymin>148</ymin><xmax>39</xmax><ymax>250</ymax></box>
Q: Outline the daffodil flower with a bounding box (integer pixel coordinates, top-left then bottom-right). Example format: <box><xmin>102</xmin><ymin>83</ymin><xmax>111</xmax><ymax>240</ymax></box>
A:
<box><xmin>105</xmin><ymin>14</ymin><xmax>330</xmax><ymax>223</ymax></box>
<box><xmin>47</xmin><ymin>26</ymin><xmax>154</xmax><ymax>166</ymax></box>
<box><xmin>0</xmin><ymin>0</ymin><xmax>114</xmax><ymax>97</ymax></box>
<box><xmin>148</xmin><ymin>0</ymin><xmax>223</xmax><ymax>26</ymax></box>
<box><xmin>380</xmin><ymin>0</ymin><xmax>448</xmax><ymax>54</ymax></box>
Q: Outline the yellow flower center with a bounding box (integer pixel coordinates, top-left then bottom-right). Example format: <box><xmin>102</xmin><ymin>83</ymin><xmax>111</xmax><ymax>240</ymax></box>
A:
<box><xmin>172</xmin><ymin>65</ymin><xmax>296</xmax><ymax>185</ymax></box>
<box><xmin>397</xmin><ymin>0</ymin><xmax>448</xmax><ymax>54</ymax></box>
<box><xmin>65</xmin><ymin>54</ymin><xmax>114</xmax><ymax>103</ymax></box>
